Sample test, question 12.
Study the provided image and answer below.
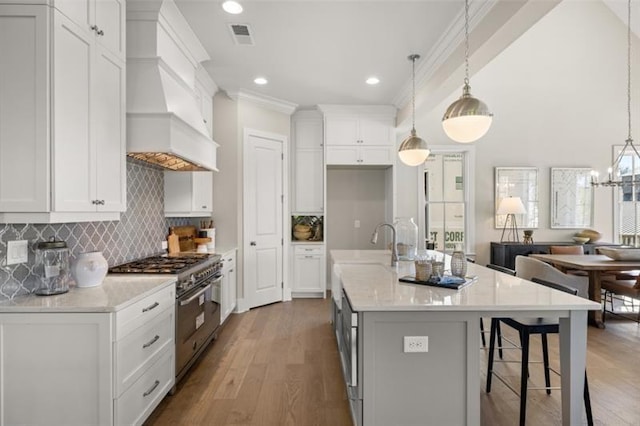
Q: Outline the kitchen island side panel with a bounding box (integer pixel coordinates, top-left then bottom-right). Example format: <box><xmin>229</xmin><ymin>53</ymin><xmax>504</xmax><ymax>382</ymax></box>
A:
<box><xmin>362</xmin><ymin>311</ymin><xmax>478</xmax><ymax>426</ymax></box>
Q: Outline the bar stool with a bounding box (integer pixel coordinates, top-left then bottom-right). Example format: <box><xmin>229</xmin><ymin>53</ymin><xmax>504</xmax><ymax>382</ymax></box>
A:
<box><xmin>485</xmin><ymin>277</ymin><xmax>593</xmax><ymax>426</ymax></box>
<box><xmin>482</xmin><ymin>264</ymin><xmax>516</xmax><ymax>348</ymax></box>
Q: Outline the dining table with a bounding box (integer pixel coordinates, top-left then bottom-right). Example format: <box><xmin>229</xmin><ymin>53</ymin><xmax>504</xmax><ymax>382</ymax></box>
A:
<box><xmin>530</xmin><ymin>253</ymin><xmax>640</xmax><ymax>328</ymax></box>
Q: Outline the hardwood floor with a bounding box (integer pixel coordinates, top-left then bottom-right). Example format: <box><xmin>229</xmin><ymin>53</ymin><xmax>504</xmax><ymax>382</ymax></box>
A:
<box><xmin>145</xmin><ymin>298</ymin><xmax>640</xmax><ymax>426</ymax></box>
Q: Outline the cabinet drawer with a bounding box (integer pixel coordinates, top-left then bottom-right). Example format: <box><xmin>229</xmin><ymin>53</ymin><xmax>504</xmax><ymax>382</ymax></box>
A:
<box><xmin>294</xmin><ymin>245</ymin><xmax>323</xmax><ymax>256</ymax></box>
<box><xmin>115</xmin><ymin>307</ymin><xmax>174</xmax><ymax>397</ymax></box>
<box><xmin>115</xmin><ymin>284</ymin><xmax>175</xmax><ymax>339</ymax></box>
<box><xmin>115</xmin><ymin>347</ymin><xmax>174</xmax><ymax>426</ymax></box>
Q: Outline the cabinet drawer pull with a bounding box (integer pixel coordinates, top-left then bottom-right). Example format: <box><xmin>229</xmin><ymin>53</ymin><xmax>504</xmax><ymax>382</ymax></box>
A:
<box><xmin>229</xmin><ymin>269</ymin><xmax>234</xmax><ymax>273</ymax></box>
<box><xmin>96</xmin><ymin>29</ymin><xmax>104</xmax><ymax>36</ymax></box>
<box><xmin>142</xmin><ymin>334</ymin><xmax>160</xmax><ymax>349</ymax></box>
<box><xmin>90</xmin><ymin>24</ymin><xmax>98</xmax><ymax>31</ymax></box>
<box><xmin>305</xmin><ymin>255</ymin><xmax>314</xmax><ymax>258</ymax></box>
<box><xmin>142</xmin><ymin>302</ymin><xmax>159</xmax><ymax>313</ymax></box>
<box><xmin>143</xmin><ymin>380</ymin><xmax>160</xmax><ymax>397</ymax></box>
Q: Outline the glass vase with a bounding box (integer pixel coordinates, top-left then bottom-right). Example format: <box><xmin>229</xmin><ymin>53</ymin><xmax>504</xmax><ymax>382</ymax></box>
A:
<box><xmin>394</xmin><ymin>217</ymin><xmax>418</xmax><ymax>261</ymax></box>
<box><xmin>450</xmin><ymin>244</ymin><xmax>467</xmax><ymax>278</ymax></box>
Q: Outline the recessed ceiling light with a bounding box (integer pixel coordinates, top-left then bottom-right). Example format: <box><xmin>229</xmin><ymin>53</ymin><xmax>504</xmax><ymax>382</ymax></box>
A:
<box><xmin>366</xmin><ymin>77</ymin><xmax>380</xmax><ymax>85</ymax></box>
<box><xmin>254</xmin><ymin>77</ymin><xmax>268</xmax><ymax>85</ymax></box>
<box><xmin>222</xmin><ymin>1</ymin><xmax>243</xmax><ymax>14</ymax></box>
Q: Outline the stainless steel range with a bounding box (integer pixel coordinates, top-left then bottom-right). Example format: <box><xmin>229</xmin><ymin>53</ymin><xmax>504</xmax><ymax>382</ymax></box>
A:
<box><xmin>109</xmin><ymin>253</ymin><xmax>222</xmax><ymax>383</ymax></box>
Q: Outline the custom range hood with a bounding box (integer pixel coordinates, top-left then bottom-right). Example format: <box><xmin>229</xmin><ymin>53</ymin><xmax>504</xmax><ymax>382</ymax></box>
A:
<box><xmin>126</xmin><ymin>0</ymin><xmax>218</xmax><ymax>171</ymax></box>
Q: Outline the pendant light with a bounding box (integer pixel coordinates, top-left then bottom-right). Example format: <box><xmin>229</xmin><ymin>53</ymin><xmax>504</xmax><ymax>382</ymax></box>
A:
<box><xmin>442</xmin><ymin>0</ymin><xmax>493</xmax><ymax>143</ymax></box>
<box><xmin>591</xmin><ymin>0</ymin><xmax>640</xmax><ymax>188</ymax></box>
<box><xmin>398</xmin><ymin>54</ymin><xmax>430</xmax><ymax>166</ymax></box>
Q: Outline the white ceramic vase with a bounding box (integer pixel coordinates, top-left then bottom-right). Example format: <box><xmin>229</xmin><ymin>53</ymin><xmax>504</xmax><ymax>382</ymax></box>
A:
<box><xmin>72</xmin><ymin>251</ymin><xmax>108</xmax><ymax>288</ymax></box>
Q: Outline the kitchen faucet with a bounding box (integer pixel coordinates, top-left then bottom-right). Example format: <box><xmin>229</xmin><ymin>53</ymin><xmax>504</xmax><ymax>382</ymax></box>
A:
<box><xmin>370</xmin><ymin>223</ymin><xmax>398</xmax><ymax>267</ymax></box>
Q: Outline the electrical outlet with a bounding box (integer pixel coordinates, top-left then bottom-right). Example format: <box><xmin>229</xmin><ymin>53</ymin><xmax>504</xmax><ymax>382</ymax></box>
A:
<box><xmin>161</xmin><ymin>241</ymin><xmax>168</xmax><ymax>250</ymax></box>
<box><xmin>404</xmin><ymin>336</ymin><xmax>429</xmax><ymax>353</ymax></box>
<box><xmin>354</xmin><ymin>220</ymin><xmax>360</xmax><ymax>228</ymax></box>
<box><xmin>7</xmin><ymin>240</ymin><xmax>29</xmax><ymax>265</ymax></box>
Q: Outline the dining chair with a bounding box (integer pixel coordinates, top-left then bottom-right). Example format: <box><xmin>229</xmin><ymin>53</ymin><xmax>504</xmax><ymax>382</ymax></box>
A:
<box><xmin>481</xmin><ymin>264</ymin><xmax>517</xmax><ymax>348</ymax></box>
<box><xmin>601</xmin><ymin>276</ymin><xmax>640</xmax><ymax>323</ymax></box>
<box><xmin>549</xmin><ymin>245</ymin><xmax>587</xmax><ymax>276</ymax></box>
<box><xmin>485</xmin><ymin>277</ymin><xmax>594</xmax><ymax>426</ymax></box>
<box><xmin>515</xmin><ymin>256</ymin><xmax>589</xmax><ymax>299</ymax></box>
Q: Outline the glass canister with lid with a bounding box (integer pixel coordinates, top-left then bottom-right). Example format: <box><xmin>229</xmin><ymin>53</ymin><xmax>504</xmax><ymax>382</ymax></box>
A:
<box><xmin>393</xmin><ymin>217</ymin><xmax>418</xmax><ymax>261</ymax></box>
<box><xmin>34</xmin><ymin>237</ymin><xmax>71</xmax><ymax>296</ymax></box>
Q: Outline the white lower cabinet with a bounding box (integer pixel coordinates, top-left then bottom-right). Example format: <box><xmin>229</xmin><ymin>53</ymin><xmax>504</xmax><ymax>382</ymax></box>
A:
<box><xmin>220</xmin><ymin>249</ymin><xmax>237</xmax><ymax>324</ymax></box>
<box><xmin>292</xmin><ymin>245</ymin><xmax>326</xmax><ymax>298</ymax></box>
<box><xmin>0</xmin><ymin>284</ymin><xmax>175</xmax><ymax>426</ymax></box>
<box><xmin>0</xmin><ymin>313</ymin><xmax>113</xmax><ymax>426</ymax></box>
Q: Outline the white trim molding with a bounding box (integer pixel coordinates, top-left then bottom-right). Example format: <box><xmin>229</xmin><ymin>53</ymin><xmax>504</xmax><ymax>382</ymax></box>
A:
<box><xmin>227</xmin><ymin>89</ymin><xmax>298</xmax><ymax>115</ymax></box>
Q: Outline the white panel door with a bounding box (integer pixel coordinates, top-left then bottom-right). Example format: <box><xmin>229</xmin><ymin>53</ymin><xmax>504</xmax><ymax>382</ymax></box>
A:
<box><xmin>359</xmin><ymin>116</ymin><xmax>394</xmax><ymax>145</ymax></box>
<box><xmin>94</xmin><ymin>0</ymin><xmax>124</xmax><ymax>59</ymax></box>
<box><xmin>294</xmin><ymin>149</ymin><xmax>323</xmax><ymax>212</ymax></box>
<box><xmin>244</xmin><ymin>132</ymin><xmax>284</xmax><ymax>309</ymax></box>
<box><xmin>0</xmin><ymin>5</ymin><xmax>49</xmax><ymax>212</ymax></box>
<box><xmin>93</xmin><ymin>46</ymin><xmax>125</xmax><ymax>211</ymax></box>
<box><xmin>325</xmin><ymin>117</ymin><xmax>359</xmax><ymax>146</ymax></box>
<box><xmin>52</xmin><ymin>10</ymin><xmax>94</xmax><ymax>212</ymax></box>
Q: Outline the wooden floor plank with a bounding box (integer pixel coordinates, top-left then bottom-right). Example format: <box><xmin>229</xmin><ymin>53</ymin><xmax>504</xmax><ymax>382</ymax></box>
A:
<box><xmin>145</xmin><ymin>299</ymin><xmax>640</xmax><ymax>426</ymax></box>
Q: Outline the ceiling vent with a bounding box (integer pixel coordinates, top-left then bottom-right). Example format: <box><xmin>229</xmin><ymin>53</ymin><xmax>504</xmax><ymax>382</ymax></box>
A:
<box><xmin>228</xmin><ymin>23</ymin><xmax>255</xmax><ymax>46</ymax></box>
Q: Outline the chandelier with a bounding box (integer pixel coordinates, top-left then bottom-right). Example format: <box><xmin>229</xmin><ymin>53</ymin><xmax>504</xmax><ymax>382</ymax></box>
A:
<box><xmin>591</xmin><ymin>0</ymin><xmax>639</xmax><ymax>188</ymax></box>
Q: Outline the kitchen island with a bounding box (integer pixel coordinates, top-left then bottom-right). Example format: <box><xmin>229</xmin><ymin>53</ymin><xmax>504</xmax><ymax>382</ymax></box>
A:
<box><xmin>330</xmin><ymin>250</ymin><xmax>599</xmax><ymax>426</ymax></box>
<box><xmin>0</xmin><ymin>275</ymin><xmax>176</xmax><ymax>426</ymax></box>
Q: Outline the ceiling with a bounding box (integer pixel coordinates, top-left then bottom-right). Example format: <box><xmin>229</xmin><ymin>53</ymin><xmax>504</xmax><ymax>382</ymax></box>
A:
<box><xmin>176</xmin><ymin>0</ymin><xmax>556</xmax><ymax>112</ymax></box>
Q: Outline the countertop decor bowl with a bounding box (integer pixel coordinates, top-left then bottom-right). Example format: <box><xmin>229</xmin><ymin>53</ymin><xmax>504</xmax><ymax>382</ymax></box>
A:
<box><xmin>576</xmin><ymin>229</ymin><xmax>602</xmax><ymax>243</ymax></box>
<box><xmin>572</xmin><ymin>236</ymin><xmax>589</xmax><ymax>244</ymax></box>
<box><xmin>598</xmin><ymin>247</ymin><xmax>640</xmax><ymax>261</ymax></box>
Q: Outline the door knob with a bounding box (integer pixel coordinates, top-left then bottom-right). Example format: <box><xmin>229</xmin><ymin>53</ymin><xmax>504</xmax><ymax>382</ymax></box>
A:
<box><xmin>250</xmin><ymin>241</ymin><xmax>257</xmax><ymax>246</ymax></box>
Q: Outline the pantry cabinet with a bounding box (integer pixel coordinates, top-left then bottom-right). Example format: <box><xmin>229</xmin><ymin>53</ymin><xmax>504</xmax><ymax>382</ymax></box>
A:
<box><xmin>164</xmin><ymin>171</ymin><xmax>213</xmax><ymax>217</ymax></box>
<box><xmin>292</xmin><ymin>112</ymin><xmax>324</xmax><ymax>213</ymax></box>
<box><xmin>0</xmin><ymin>3</ymin><xmax>126</xmax><ymax>223</ymax></box>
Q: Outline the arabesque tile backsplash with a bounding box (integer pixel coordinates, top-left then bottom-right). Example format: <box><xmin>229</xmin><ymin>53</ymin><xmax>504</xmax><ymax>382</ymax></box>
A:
<box><xmin>0</xmin><ymin>159</ymin><xmax>193</xmax><ymax>300</ymax></box>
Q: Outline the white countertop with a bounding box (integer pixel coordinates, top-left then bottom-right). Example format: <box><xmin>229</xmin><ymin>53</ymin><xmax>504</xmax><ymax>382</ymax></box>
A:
<box><xmin>331</xmin><ymin>250</ymin><xmax>600</xmax><ymax>312</ymax></box>
<box><xmin>0</xmin><ymin>275</ymin><xmax>176</xmax><ymax>313</ymax></box>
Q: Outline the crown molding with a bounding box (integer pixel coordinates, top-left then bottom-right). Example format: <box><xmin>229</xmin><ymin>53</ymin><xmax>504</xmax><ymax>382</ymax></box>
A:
<box><xmin>226</xmin><ymin>89</ymin><xmax>298</xmax><ymax>115</ymax></box>
<box><xmin>392</xmin><ymin>0</ymin><xmax>496</xmax><ymax>110</ymax></box>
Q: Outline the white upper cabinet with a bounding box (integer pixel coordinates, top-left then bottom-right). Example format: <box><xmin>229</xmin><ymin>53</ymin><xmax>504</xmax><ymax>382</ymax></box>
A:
<box><xmin>53</xmin><ymin>0</ymin><xmax>125</xmax><ymax>59</ymax></box>
<box><xmin>319</xmin><ymin>105</ymin><xmax>396</xmax><ymax>166</ymax></box>
<box><xmin>194</xmin><ymin>81</ymin><xmax>214</xmax><ymax>138</ymax></box>
<box><xmin>164</xmin><ymin>171</ymin><xmax>213</xmax><ymax>217</ymax></box>
<box><xmin>292</xmin><ymin>111</ymin><xmax>324</xmax><ymax>213</ymax></box>
<box><xmin>0</xmin><ymin>3</ymin><xmax>126</xmax><ymax>223</ymax></box>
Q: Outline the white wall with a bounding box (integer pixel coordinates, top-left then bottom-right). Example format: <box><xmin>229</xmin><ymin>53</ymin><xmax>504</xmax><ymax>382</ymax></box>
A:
<box><xmin>326</xmin><ymin>168</ymin><xmax>389</xmax><ymax>252</ymax></box>
<box><xmin>396</xmin><ymin>0</ymin><xmax>639</xmax><ymax>265</ymax></box>
<box><xmin>212</xmin><ymin>93</ymin><xmax>291</xmax><ymax>300</ymax></box>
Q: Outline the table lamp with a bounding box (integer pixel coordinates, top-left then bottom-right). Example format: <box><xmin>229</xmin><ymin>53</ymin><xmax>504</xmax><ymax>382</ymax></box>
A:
<box><xmin>497</xmin><ymin>196</ymin><xmax>527</xmax><ymax>242</ymax></box>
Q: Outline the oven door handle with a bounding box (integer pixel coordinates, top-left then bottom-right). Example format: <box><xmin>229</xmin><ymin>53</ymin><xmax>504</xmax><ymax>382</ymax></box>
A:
<box><xmin>179</xmin><ymin>283</ymin><xmax>212</xmax><ymax>306</ymax></box>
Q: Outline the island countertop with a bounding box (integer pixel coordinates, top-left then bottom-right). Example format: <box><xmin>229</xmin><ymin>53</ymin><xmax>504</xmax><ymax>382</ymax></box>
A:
<box><xmin>0</xmin><ymin>275</ymin><xmax>176</xmax><ymax>313</ymax></box>
<box><xmin>332</xmin><ymin>250</ymin><xmax>600</xmax><ymax>313</ymax></box>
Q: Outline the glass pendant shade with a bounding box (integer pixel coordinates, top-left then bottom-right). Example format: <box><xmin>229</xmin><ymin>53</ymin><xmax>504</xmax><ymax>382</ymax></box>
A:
<box><xmin>442</xmin><ymin>83</ymin><xmax>493</xmax><ymax>143</ymax></box>
<box><xmin>398</xmin><ymin>129</ymin><xmax>430</xmax><ymax>166</ymax></box>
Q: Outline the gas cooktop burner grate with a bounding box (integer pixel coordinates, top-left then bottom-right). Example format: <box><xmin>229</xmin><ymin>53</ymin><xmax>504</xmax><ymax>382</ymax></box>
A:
<box><xmin>108</xmin><ymin>253</ymin><xmax>217</xmax><ymax>275</ymax></box>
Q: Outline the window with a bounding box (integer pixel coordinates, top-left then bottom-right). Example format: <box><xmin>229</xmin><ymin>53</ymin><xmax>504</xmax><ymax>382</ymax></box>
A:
<box><xmin>419</xmin><ymin>149</ymin><xmax>474</xmax><ymax>253</ymax></box>
<box><xmin>614</xmin><ymin>147</ymin><xmax>640</xmax><ymax>246</ymax></box>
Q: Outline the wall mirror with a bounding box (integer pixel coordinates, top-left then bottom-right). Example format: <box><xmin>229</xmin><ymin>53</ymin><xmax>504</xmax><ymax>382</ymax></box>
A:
<box><xmin>550</xmin><ymin>167</ymin><xmax>593</xmax><ymax>229</ymax></box>
<box><xmin>495</xmin><ymin>167</ymin><xmax>539</xmax><ymax>229</ymax></box>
